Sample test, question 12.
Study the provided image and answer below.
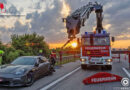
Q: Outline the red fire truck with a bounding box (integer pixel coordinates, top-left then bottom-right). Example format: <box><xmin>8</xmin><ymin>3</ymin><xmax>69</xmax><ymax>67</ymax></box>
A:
<box><xmin>80</xmin><ymin>32</ymin><xmax>112</xmax><ymax>70</ymax></box>
<box><xmin>63</xmin><ymin>2</ymin><xmax>114</xmax><ymax>70</ymax></box>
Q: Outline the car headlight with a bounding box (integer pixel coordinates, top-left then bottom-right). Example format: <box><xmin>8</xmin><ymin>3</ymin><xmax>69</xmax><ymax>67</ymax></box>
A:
<box><xmin>15</xmin><ymin>69</ymin><xmax>26</xmax><ymax>75</ymax></box>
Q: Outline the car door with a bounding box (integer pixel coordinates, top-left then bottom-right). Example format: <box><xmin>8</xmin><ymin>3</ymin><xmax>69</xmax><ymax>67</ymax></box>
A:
<box><xmin>40</xmin><ymin>57</ymin><xmax>50</xmax><ymax>74</ymax></box>
<box><xmin>33</xmin><ymin>58</ymin><xmax>42</xmax><ymax>79</ymax></box>
<box><xmin>33</xmin><ymin>58</ymin><xmax>45</xmax><ymax>79</ymax></box>
<box><xmin>38</xmin><ymin>57</ymin><xmax>50</xmax><ymax>76</ymax></box>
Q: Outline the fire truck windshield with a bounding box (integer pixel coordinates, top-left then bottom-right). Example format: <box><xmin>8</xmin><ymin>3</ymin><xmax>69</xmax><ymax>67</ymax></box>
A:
<box><xmin>94</xmin><ymin>37</ymin><xmax>110</xmax><ymax>45</ymax></box>
<box><xmin>82</xmin><ymin>37</ymin><xmax>110</xmax><ymax>46</ymax></box>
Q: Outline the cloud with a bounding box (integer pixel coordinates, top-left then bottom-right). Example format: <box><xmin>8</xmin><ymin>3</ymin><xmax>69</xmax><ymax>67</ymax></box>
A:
<box><xmin>64</xmin><ymin>0</ymin><xmax>130</xmax><ymax>40</ymax></box>
<box><xmin>12</xmin><ymin>20</ymin><xmax>29</xmax><ymax>34</ymax></box>
<box><xmin>0</xmin><ymin>0</ymin><xmax>21</xmax><ymax>15</ymax></box>
<box><xmin>26</xmin><ymin>13</ymin><xmax>32</xmax><ymax>19</ymax></box>
<box><xmin>117</xmin><ymin>34</ymin><xmax>130</xmax><ymax>40</ymax></box>
<box><xmin>0</xmin><ymin>27</ymin><xmax>11</xmax><ymax>42</ymax></box>
<box><xmin>0</xmin><ymin>0</ymin><xmax>7</xmax><ymax>4</ymax></box>
<box><xmin>7</xmin><ymin>5</ymin><xmax>20</xmax><ymax>15</ymax></box>
<box><xmin>34</xmin><ymin>2</ymin><xmax>41</xmax><ymax>9</ymax></box>
<box><xmin>0</xmin><ymin>0</ymin><xmax>129</xmax><ymax>47</ymax></box>
<box><xmin>0</xmin><ymin>0</ymin><xmax>67</xmax><ymax>43</ymax></box>
<box><xmin>28</xmin><ymin>0</ymin><xmax>67</xmax><ymax>43</ymax></box>
<box><xmin>104</xmin><ymin>24</ymin><xmax>111</xmax><ymax>30</ymax></box>
<box><xmin>0</xmin><ymin>20</ymin><xmax>30</xmax><ymax>42</ymax></box>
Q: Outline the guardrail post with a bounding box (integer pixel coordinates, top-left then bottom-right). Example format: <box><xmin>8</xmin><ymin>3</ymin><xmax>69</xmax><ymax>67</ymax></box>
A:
<box><xmin>119</xmin><ymin>54</ymin><xmax>120</xmax><ymax>63</ymax></box>
<box><xmin>74</xmin><ymin>53</ymin><xmax>76</xmax><ymax>62</ymax></box>
<box><xmin>128</xmin><ymin>53</ymin><xmax>130</xmax><ymax>69</ymax></box>
<box><xmin>59</xmin><ymin>51</ymin><xmax>62</xmax><ymax>66</ymax></box>
<box><xmin>124</xmin><ymin>54</ymin><xmax>127</xmax><ymax>60</ymax></box>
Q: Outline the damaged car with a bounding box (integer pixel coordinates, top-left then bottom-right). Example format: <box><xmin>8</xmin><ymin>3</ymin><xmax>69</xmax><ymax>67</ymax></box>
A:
<box><xmin>0</xmin><ymin>56</ymin><xmax>53</xmax><ymax>87</ymax></box>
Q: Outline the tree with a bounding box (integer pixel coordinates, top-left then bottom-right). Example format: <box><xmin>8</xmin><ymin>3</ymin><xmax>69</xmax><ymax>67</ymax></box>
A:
<box><xmin>11</xmin><ymin>33</ymin><xmax>50</xmax><ymax>57</ymax></box>
<box><xmin>0</xmin><ymin>33</ymin><xmax>50</xmax><ymax>64</ymax></box>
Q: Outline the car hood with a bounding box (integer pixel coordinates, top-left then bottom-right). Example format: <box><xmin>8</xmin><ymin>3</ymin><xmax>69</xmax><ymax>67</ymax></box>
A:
<box><xmin>0</xmin><ymin>64</ymin><xmax>33</xmax><ymax>74</ymax></box>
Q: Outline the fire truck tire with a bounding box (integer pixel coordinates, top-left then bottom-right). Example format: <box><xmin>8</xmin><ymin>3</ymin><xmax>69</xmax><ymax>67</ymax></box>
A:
<box><xmin>107</xmin><ymin>65</ymin><xmax>112</xmax><ymax>70</ymax></box>
<box><xmin>81</xmin><ymin>64</ymin><xmax>87</xmax><ymax>70</ymax></box>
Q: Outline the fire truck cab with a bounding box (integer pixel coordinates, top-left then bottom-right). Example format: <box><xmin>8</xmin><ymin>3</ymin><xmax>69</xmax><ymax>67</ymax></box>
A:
<box><xmin>80</xmin><ymin>31</ymin><xmax>112</xmax><ymax>70</ymax></box>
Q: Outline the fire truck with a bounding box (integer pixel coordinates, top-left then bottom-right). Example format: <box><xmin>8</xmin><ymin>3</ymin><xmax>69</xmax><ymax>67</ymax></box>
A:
<box><xmin>63</xmin><ymin>2</ymin><xmax>114</xmax><ymax>70</ymax></box>
<box><xmin>81</xmin><ymin>31</ymin><xmax>112</xmax><ymax>70</ymax></box>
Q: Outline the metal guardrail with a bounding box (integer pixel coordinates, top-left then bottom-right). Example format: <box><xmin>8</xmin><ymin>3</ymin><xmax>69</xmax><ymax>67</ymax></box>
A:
<box><xmin>56</xmin><ymin>54</ymin><xmax>80</xmax><ymax>65</ymax></box>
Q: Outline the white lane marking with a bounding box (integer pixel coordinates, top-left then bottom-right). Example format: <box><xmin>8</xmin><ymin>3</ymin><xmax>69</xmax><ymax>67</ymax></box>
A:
<box><xmin>40</xmin><ymin>67</ymin><xmax>81</xmax><ymax>90</ymax></box>
<box><xmin>122</xmin><ymin>67</ymin><xmax>130</xmax><ymax>78</ymax></box>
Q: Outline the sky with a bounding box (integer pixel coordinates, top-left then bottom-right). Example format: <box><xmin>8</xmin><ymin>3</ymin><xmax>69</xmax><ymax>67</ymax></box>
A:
<box><xmin>0</xmin><ymin>0</ymin><xmax>129</xmax><ymax>49</ymax></box>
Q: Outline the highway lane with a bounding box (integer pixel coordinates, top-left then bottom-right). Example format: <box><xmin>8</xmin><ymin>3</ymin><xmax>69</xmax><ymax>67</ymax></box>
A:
<box><xmin>48</xmin><ymin>58</ymin><xmax>130</xmax><ymax>90</ymax></box>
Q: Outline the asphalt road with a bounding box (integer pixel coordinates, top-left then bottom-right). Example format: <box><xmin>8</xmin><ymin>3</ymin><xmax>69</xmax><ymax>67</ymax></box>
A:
<box><xmin>48</xmin><ymin>54</ymin><xmax>130</xmax><ymax>90</ymax></box>
<box><xmin>48</xmin><ymin>62</ymin><xmax>128</xmax><ymax>90</ymax></box>
<box><xmin>0</xmin><ymin>54</ymin><xmax>130</xmax><ymax>90</ymax></box>
<box><xmin>0</xmin><ymin>60</ymin><xmax>81</xmax><ymax>90</ymax></box>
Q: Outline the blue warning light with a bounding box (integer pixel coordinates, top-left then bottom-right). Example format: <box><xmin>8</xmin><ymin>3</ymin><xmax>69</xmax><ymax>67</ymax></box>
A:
<box><xmin>102</xmin><ymin>30</ymin><xmax>107</xmax><ymax>34</ymax></box>
<box><xmin>85</xmin><ymin>32</ymin><xmax>88</xmax><ymax>35</ymax></box>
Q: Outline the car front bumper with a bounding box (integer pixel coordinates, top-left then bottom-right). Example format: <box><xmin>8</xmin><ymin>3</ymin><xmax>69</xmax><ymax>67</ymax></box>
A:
<box><xmin>0</xmin><ymin>74</ymin><xmax>27</xmax><ymax>87</ymax></box>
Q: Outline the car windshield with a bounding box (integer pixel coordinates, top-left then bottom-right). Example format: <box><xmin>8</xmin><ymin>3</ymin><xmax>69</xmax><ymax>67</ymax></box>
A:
<box><xmin>11</xmin><ymin>57</ymin><xmax>36</xmax><ymax>65</ymax></box>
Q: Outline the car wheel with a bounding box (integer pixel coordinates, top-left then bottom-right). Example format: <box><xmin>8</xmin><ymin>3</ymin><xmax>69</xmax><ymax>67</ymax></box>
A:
<box><xmin>25</xmin><ymin>72</ymin><xmax>34</xmax><ymax>86</ymax></box>
<box><xmin>46</xmin><ymin>70</ymin><xmax>53</xmax><ymax>76</ymax></box>
<box><xmin>48</xmin><ymin>66</ymin><xmax>54</xmax><ymax>75</ymax></box>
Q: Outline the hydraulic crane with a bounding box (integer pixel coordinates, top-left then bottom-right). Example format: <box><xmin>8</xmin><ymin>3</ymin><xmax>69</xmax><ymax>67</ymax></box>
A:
<box><xmin>62</xmin><ymin>2</ymin><xmax>114</xmax><ymax>70</ymax></box>
<box><xmin>62</xmin><ymin>2</ymin><xmax>103</xmax><ymax>48</ymax></box>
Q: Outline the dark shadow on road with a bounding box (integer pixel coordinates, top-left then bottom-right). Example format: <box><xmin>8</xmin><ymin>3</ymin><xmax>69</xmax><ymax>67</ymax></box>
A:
<box><xmin>0</xmin><ymin>86</ymin><xmax>24</xmax><ymax>90</ymax></box>
<box><xmin>83</xmin><ymin>65</ymin><xmax>111</xmax><ymax>71</ymax></box>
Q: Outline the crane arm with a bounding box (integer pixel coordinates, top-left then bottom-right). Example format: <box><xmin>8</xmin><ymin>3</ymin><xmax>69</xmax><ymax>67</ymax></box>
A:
<box><xmin>64</xmin><ymin>2</ymin><xmax>103</xmax><ymax>40</ymax></box>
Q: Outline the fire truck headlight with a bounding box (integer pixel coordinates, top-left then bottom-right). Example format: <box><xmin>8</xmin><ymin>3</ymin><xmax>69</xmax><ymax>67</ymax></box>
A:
<box><xmin>107</xmin><ymin>59</ymin><xmax>112</xmax><ymax>62</ymax></box>
<box><xmin>80</xmin><ymin>59</ymin><xmax>86</xmax><ymax>62</ymax></box>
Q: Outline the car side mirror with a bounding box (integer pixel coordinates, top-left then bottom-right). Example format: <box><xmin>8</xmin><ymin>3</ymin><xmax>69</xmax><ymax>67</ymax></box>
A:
<box><xmin>112</xmin><ymin>37</ymin><xmax>115</xmax><ymax>42</ymax></box>
<box><xmin>35</xmin><ymin>62</ymin><xmax>39</xmax><ymax>67</ymax></box>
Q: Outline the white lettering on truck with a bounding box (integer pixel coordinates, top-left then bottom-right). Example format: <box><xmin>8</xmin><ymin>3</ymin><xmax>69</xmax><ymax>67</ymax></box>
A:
<box><xmin>85</xmin><ymin>47</ymin><xmax>106</xmax><ymax>50</ymax></box>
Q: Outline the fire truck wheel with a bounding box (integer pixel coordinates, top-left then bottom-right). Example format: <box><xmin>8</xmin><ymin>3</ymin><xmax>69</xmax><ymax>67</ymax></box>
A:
<box><xmin>81</xmin><ymin>64</ymin><xmax>87</xmax><ymax>70</ymax></box>
<box><xmin>106</xmin><ymin>65</ymin><xmax>112</xmax><ymax>70</ymax></box>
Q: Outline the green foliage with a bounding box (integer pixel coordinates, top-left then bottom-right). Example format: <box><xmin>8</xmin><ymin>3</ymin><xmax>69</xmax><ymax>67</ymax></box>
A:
<box><xmin>0</xmin><ymin>33</ymin><xmax>50</xmax><ymax>64</ymax></box>
<box><xmin>6</xmin><ymin>51</ymin><xmax>19</xmax><ymax>63</ymax></box>
<box><xmin>11</xmin><ymin>33</ymin><xmax>50</xmax><ymax>57</ymax></box>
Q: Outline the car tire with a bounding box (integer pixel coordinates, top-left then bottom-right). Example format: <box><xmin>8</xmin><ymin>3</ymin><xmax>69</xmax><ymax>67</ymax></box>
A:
<box><xmin>48</xmin><ymin>70</ymin><xmax>53</xmax><ymax>75</ymax></box>
<box><xmin>25</xmin><ymin>72</ymin><xmax>34</xmax><ymax>86</ymax></box>
<box><xmin>81</xmin><ymin>64</ymin><xmax>87</xmax><ymax>70</ymax></box>
<box><xmin>45</xmin><ymin>70</ymin><xmax>53</xmax><ymax>76</ymax></box>
<box><xmin>45</xmin><ymin>66</ymin><xmax>54</xmax><ymax>76</ymax></box>
<box><xmin>49</xmin><ymin>66</ymin><xmax>54</xmax><ymax>75</ymax></box>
